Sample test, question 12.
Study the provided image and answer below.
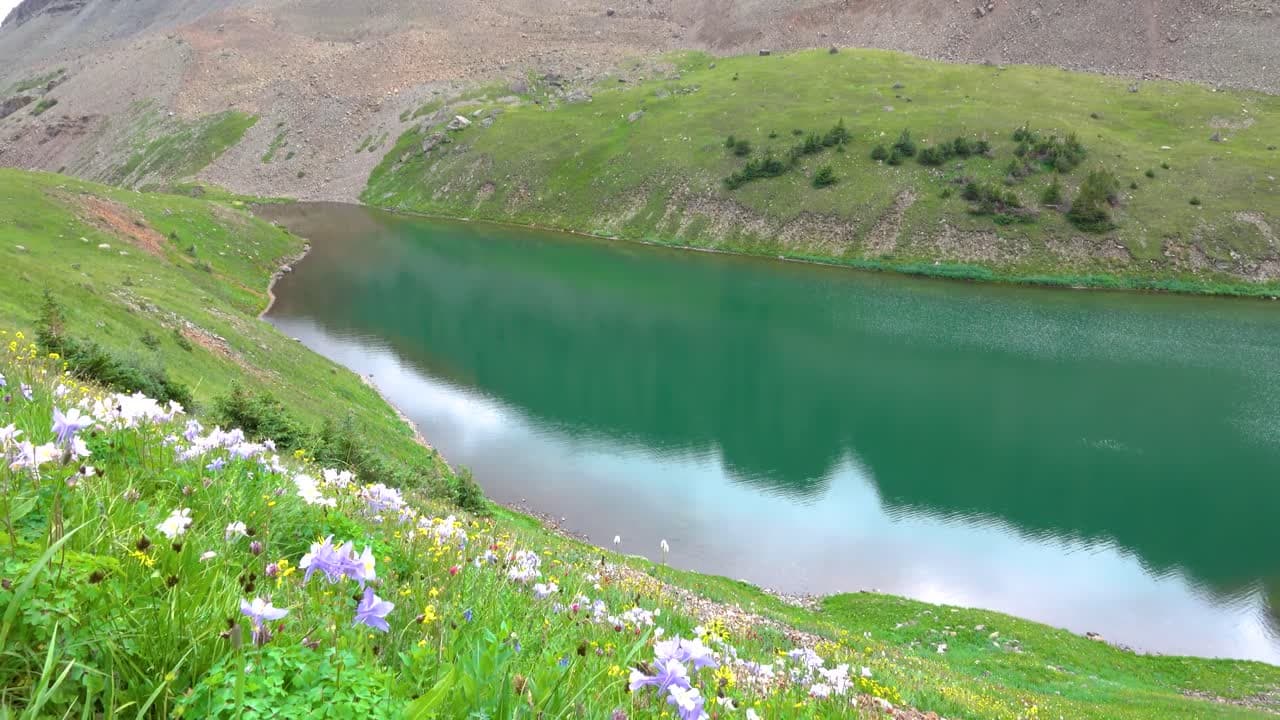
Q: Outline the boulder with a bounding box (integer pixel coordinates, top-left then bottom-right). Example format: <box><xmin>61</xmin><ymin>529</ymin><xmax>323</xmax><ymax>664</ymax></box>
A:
<box><xmin>627</xmin><ymin>110</ymin><xmax>644</xmax><ymax>123</ymax></box>
<box><xmin>0</xmin><ymin>95</ymin><xmax>34</xmax><ymax>120</ymax></box>
<box><xmin>758</xmin><ymin>49</ymin><xmax>771</xmax><ymax>56</ymax></box>
<box><xmin>565</xmin><ymin>89</ymin><xmax>592</xmax><ymax>104</ymax></box>
<box><xmin>446</xmin><ymin>115</ymin><xmax>471</xmax><ymax>130</ymax></box>
<box><xmin>421</xmin><ymin>132</ymin><xmax>445</xmax><ymax>152</ymax></box>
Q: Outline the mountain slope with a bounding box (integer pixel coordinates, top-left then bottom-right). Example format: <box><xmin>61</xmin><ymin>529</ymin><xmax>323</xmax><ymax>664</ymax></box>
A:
<box><xmin>0</xmin><ymin>0</ymin><xmax>1276</xmax><ymax>206</ymax></box>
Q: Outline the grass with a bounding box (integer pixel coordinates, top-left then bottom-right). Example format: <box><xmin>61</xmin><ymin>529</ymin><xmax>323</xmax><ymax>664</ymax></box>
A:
<box><xmin>29</xmin><ymin>98</ymin><xmax>57</xmax><ymax>116</ymax></box>
<box><xmin>0</xmin><ymin>167</ymin><xmax>1277</xmax><ymax>718</ymax></box>
<box><xmin>262</xmin><ymin>128</ymin><xmax>289</xmax><ymax>164</ymax></box>
<box><xmin>364</xmin><ymin>48</ymin><xmax>1280</xmax><ymax>296</ymax></box>
<box><xmin>5</xmin><ymin>68</ymin><xmax>65</xmax><ymax>95</ymax></box>
<box><xmin>104</xmin><ymin>105</ymin><xmax>258</xmax><ymax>188</ymax></box>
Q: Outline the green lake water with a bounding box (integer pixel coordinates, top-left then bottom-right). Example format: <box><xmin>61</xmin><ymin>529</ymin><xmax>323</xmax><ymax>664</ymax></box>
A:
<box><xmin>261</xmin><ymin>202</ymin><xmax>1280</xmax><ymax>663</ymax></box>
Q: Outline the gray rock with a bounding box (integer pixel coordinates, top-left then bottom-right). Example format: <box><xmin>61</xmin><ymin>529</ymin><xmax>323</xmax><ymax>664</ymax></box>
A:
<box><xmin>509</xmin><ymin>79</ymin><xmax>529</xmax><ymax>95</ymax></box>
<box><xmin>1210</xmin><ymin>131</ymin><xmax>1223</xmax><ymax>142</ymax></box>
<box><xmin>480</xmin><ymin>117</ymin><xmax>494</xmax><ymax>128</ymax></box>
<box><xmin>758</xmin><ymin>49</ymin><xmax>771</xmax><ymax>56</ymax></box>
<box><xmin>446</xmin><ymin>115</ymin><xmax>471</xmax><ymax>130</ymax></box>
<box><xmin>471</xmin><ymin>108</ymin><xmax>489</xmax><ymax>118</ymax></box>
<box><xmin>0</xmin><ymin>95</ymin><xmax>34</xmax><ymax>120</ymax></box>
<box><xmin>829</xmin><ymin>46</ymin><xmax>839</xmax><ymax>54</ymax></box>
<box><xmin>627</xmin><ymin>110</ymin><xmax>644</xmax><ymax>123</ymax></box>
<box><xmin>421</xmin><ymin>132</ymin><xmax>445</xmax><ymax>152</ymax></box>
<box><xmin>1128</xmin><ymin>83</ymin><xmax>1140</xmax><ymax>93</ymax></box>
<box><xmin>605</xmin><ymin>7</ymin><xmax>615</xmax><ymax>16</ymax></box>
<box><xmin>565</xmin><ymin>89</ymin><xmax>592</xmax><ymax>104</ymax></box>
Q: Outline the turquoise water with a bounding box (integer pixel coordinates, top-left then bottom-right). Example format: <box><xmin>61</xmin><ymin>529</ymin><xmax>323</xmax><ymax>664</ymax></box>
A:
<box><xmin>263</xmin><ymin>202</ymin><xmax>1280</xmax><ymax>663</ymax></box>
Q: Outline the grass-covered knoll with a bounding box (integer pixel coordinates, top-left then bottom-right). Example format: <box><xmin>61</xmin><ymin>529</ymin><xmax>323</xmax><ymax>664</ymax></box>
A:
<box><xmin>1</xmin><ymin>168</ymin><xmax>1277</xmax><ymax>719</ymax></box>
<box><xmin>0</xmin><ymin>168</ymin><xmax>432</xmax><ymax>475</ymax></box>
<box><xmin>95</xmin><ymin>102</ymin><xmax>258</xmax><ymax>189</ymax></box>
<box><xmin>366</xmin><ymin>49</ymin><xmax>1280</xmax><ymax>295</ymax></box>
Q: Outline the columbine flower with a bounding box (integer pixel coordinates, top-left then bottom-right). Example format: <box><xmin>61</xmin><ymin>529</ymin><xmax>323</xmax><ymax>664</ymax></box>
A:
<box><xmin>51</xmin><ymin>407</ymin><xmax>94</xmax><ymax>448</ymax></box>
<box><xmin>249</xmin><ymin>540</ymin><xmax>263</xmax><ymax>556</ymax></box>
<box><xmin>206</xmin><ymin>457</ymin><xmax>226</xmax><ymax>472</ymax></box>
<box><xmin>0</xmin><ymin>372</ymin><xmax>5</xmax><ymax>388</ymax></box>
<box><xmin>20</xmin><ymin>384</ymin><xmax>32</xmax><ymax>401</ymax></box>
<box><xmin>613</xmin><ymin>535</ymin><xmax>621</xmax><ymax>547</ymax></box>
<box><xmin>199</xmin><ymin>551</ymin><xmax>218</xmax><ymax>562</ymax></box>
<box><xmin>240</xmin><ymin>597</ymin><xmax>289</xmax><ymax>645</ymax></box>
<box><xmin>745</xmin><ymin>709</ymin><xmax>761</xmax><ymax>720</ymax></box>
<box><xmin>353</xmin><ymin>586</ymin><xmax>394</xmax><ymax>632</ymax></box>
<box><xmin>507</xmin><ymin>549</ymin><xmax>541</xmax><ymax>584</ymax></box>
<box><xmin>0</xmin><ymin>424</ymin><xmax>21</xmax><ymax>450</ymax></box>
<box><xmin>156</xmin><ymin>508</ymin><xmax>193</xmax><ymax>539</ymax></box>
<box><xmin>629</xmin><ymin>658</ymin><xmax>691</xmax><ymax>694</ymax></box>
<box><xmin>225</xmin><ymin>521</ymin><xmax>248</xmax><ymax>541</ymax></box>
<box><xmin>655</xmin><ymin>637</ymin><xmax>717</xmax><ymax>670</ymax></box>
<box><xmin>660</xmin><ymin>539</ymin><xmax>670</xmax><ymax>554</ymax></box>
<box><xmin>666</xmin><ymin>685</ymin><xmax>708</xmax><ymax>720</ymax></box>
<box><xmin>532</xmin><ymin>582</ymin><xmax>558</xmax><ymax>600</ymax></box>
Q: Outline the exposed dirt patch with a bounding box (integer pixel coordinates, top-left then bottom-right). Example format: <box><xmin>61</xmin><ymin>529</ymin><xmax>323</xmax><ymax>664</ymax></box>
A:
<box><xmin>1182</xmin><ymin>688</ymin><xmax>1280</xmax><ymax>716</ymax></box>
<box><xmin>72</xmin><ymin>194</ymin><xmax>168</xmax><ymax>257</ymax></box>
<box><xmin>1046</xmin><ymin>234</ymin><xmax>1133</xmax><ymax>266</ymax></box>
<box><xmin>180</xmin><ymin>323</ymin><xmax>268</xmax><ymax>379</ymax></box>
<box><xmin>864</xmin><ymin>190</ymin><xmax>916</xmax><ymax>256</ymax></box>
<box><xmin>1236</xmin><ymin>211</ymin><xmax>1277</xmax><ymax>249</ymax></box>
<box><xmin>1209</xmin><ymin>116</ymin><xmax>1256</xmax><ymax>130</ymax></box>
<box><xmin>776</xmin><ymin>211</ymin><xmax>860</xmax><ymax>255</ymax></box>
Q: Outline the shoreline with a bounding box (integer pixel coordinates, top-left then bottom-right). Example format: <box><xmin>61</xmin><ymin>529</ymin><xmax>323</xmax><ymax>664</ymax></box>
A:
<box><xmin>366</xmin><ymin>203</ymin><xmax>1280</xmax><ymax>302</ymax></box>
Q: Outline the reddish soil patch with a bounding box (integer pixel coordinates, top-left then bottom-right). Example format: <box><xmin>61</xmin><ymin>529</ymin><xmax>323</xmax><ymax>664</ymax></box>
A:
<box><xmin>76</xmin><ymin>195</ymin><xmax>168</xmax><ymax>257</ymax></box>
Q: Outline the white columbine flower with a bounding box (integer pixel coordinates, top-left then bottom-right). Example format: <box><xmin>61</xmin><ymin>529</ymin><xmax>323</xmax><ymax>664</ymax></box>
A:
<box><xmin>157</xmin><ymin>508</ymin><xmax>193</xmax><ymax>539</ymax></box>
<box><xmin>225</xmin><ymin>521</ymin><xmax>248</xmax><ymax>541</ymax></box>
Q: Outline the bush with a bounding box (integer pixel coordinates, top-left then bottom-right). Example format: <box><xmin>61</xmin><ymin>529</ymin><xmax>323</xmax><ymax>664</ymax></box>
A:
<box><xmin>1145</xmin><ymin>168</ymin><xmax>1156</xmax><ymax>178</ymax></box>
<box><xmin>1041</xmin><ymin>178</ymin><xmax>1064</xmax><ymax>206</ymax></box>
<box><xmin>1067</xmin><ymin>169</ymin><xmax>1120</xmax><ymax>232</ymax></box>
<box><xmin>1189</xmin><ymin>196</ymin><xmax>1201</xmax><ymax>206</ymax></box>
<box><xmin>918</xmin><ymin>146</ymin><xmax>949</xmax><ymax>166</ymax></box>
<box><xmin>950</xmin><ymin>137</ymin><xmax>974</xmax><ymax>157</ymax></box>
<box><xmin>140</xmin><ymin>330</ymin><xmax>160</xmax><ymax>350</ymax></box>
<box><xmin>886</xmin><ymin>149</ymin><xmax>905</xmax><ymax>166</ymax></box>
<box><xmin>870</xmin><ymin>144</ymin><xmax>888</xmax><ymax>161</ymax></box>
<box><xmin>812</xmin><ymin>165</ymin><xmax>837</xmax><ymax>188</ymax></box>
<box><xmin>1011</xmin><ymin>125</ymin><xmax>1085</xmax><ymax>172</ymax></box>
<box><xmin>213</xmin><ymin>384</ymin><xmax>310</xmax><ymax>450</ymax></box>
<box><xmin>799</xmin><ymin>132</ymin><xmax>823</xmax><ymax>155</ymax></box>
<box><xmin>891</xmin><ymin>129</ymin><xmax>916</xmax><ymax>157</ymax></box>
<box><xmin>962</xmin><ymin>181</ymin><xmax>1028</xmax><ymax>219</ymax></box>
<box><xmin>723</xmin><ymin>152</ymin><xmax>788</xmax><ymax>189</ymax></box>
<box><xmin>724</xmin><ymin>135</ymin><xmax>752</xmax><ymax>157</ymax></box>
<box><xmin>173</xmin><ymin>326</ymin><xmax>193</xmax><ymax>351</ymax></box>
<box><xmin>822</xmin><ymin>119</ymin><xmax>850</xmax><ymax>147</ymax></box>
<box><xmin>974</xmin><ymin>139</ymin><xmax>992</xmax><ymax>156</ymax></box>
<box><xmin>35</xmin><ymin>291</ymin><xmax>195</xmax><ymax>408</ymax></box>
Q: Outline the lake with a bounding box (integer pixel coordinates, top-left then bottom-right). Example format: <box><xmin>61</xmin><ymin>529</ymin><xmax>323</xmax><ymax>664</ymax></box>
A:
<box><xmin>261</xmin><ymin>202</ymin><xmax>1280</xmax><ymax>664</ymax></box>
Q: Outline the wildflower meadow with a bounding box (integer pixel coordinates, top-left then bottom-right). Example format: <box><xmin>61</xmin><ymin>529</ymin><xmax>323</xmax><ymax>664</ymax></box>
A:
<box><xmin>0</xmin><ymin>336</ymin><xmax>906</xmax><ymax>718</ymax></box>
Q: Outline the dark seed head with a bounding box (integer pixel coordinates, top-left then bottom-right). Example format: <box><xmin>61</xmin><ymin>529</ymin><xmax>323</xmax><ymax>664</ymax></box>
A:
<box><xmin>88</xmin><ymin>570</ymin><xmax>106</xmax><ymax>584</ymax></box>
<box><xmin>171</xmin><ymin>542</ymin><xmax>183</xmax><ymax>553</ymax></box>
<box><xmin>577</xmin><ymin>640</ymin><xmax>587</xmax><ymax>656</ymax></box>
<box><xmin>165</xmin><ymin>575</ymin><xmax>179</xmax><ymax>588</ymax></box>
<box><xmin>135</xmin><ymin>535</ymin><xmax>152</xmax><ymax>552</ymax></box>
<box><xmin>1</xmin><ymin>578</ymin><xmax>12</xmax><ymax>591</ymax></box>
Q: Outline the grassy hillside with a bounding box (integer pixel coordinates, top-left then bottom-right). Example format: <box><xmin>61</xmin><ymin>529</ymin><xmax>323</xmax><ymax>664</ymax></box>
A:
<box><xmin>1</xmin><ymin>168</ymin><xmax>1277</xmax><ymax>719</ymax></box>
<box><xmin>365</xmin><ymin>49</ymin><xmax>1280</xmax><ymax>295</ymax></box>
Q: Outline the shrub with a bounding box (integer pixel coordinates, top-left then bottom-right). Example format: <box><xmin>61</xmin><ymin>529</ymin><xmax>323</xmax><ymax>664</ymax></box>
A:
<box><xmin>172</xmin><ymin>326</ymin><xmax>193</xmax><ymax>351</ymax></box>
<box><xmin>1189</xmin><ymin>196</ymin><xmax>1201</xmax><ymax>206</ymax></box>
<box><xmin>1041</xmin><ymin>178</ymin><xmax>1063</xmax><ymax>206</ymax></box>
<box><xmin>1067</xmin><ymin>169</ymin><xmax>1120</xmax><ymax>232</ymax></box>
<box><xmin>1145</xmin><ymin>168</ymin><xmax>1156</xmax><ymax>178</ymax></box>
<box><xmin>812</xmin><ymin>165</ymin><xmax>837</xmax><ymax>188</ymax></box>
<box><xmin>724</xmin><ymin>136</ymin><xmax>752</xmax><ymax>157</ymax></box>
<box><xmin>140</xmin><ymin>330</ymin><xmax>161</xmax><ymax>350</ymax></box>
<box><xmin>974</xmin><ymin>139</ymin><xmax>992</xmax><ymax>156</ymax></box>
<box><xmin>892</xmin><ymin>129</ymin><xmax>916</xmax><ymax>157</ymax></box>
<box><xmin>1161</xmin><ymin>161</ymin><xmax>1170</xmax><ymax>170</ymax></box>
<box><xmin>800</xmin><ymin>132</ymin><xmax>823</xmax><ymax>155</ymax></box>
<box><xmin>950</xmin><ymin>137</ymin><xmax>974</xmax><ymax>157</ymax></box>
<box><xmin>723</xmin><ymin>152</ymin><xmax>788</xmax><ymax>189</ymax></box>
<box><xmin>918</xmin><ymin>146</ymin><xmax>949</xmax><ymax>166</ymax></box>
<box><xmin>35</xmin><ymin>290</ymin><xmax>195</xmax><ymax>408</ymax></box>
<box><xmin>886</xmin><ymin>149</ymin><xmax>905</xmax><ymax>166</ymax></box>
<box><xmin>963</xmin><ymin>182</ymin><xmax>1025</xmax><ymax>217</ymax></box>
<box><xmin>213</xmin><ymin>384</ymin><xmax>310</xmax><ymax>450</ymax></box>
<box><xmin>822</xmin><ymin>119</ymin><xmax>850</xmax><ymax>147</ymax></box>
<box><xmin>870</xmin><ymin>144</ymin><xmax>888</xmax><ymax>161</ymax></box>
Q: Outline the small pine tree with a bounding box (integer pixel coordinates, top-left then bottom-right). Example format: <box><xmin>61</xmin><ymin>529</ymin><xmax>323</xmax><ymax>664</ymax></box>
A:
<box><xmin>1041</xmin><ymin>178</ymin><xmax>1063</xmax><ymax>206</ymax></box>
<box><xmin>892</xmin><ymin>129</ymin><xmax>916</xmax><ymax>157</ymax></box>
<box><xmin>813</xmin><ymin>165</ymin><xmax>837</xmax><ymax>188</ymax></box>
<box><xmin>870</xmin><ymin>144</ymin><xmax>889</xmax><ymax>161</ymax></box>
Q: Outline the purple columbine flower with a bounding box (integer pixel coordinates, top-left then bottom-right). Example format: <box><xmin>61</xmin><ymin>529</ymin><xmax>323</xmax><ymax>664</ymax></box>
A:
<box><xmin>20</xmin><ymin>384</ymin><xmax>32</xmax><ymax>402</ymax></box>
<box><xmin>666</xmin><ymin>685</ymin><xmax>708</xmax><ymax>720</ymax></box>
<box><xmin>0</xmin><ymin>372</ymin><xmax>6</xmax><ymax>388</ymax></box>
<box><xmin>353</xmin><ymin>586</ymin><xmax>394</xmax><ymax>632</ymax></box>
<box><xmin>51</xmin><ymin>407</ymin><xmax>93</xmax><ymax>448</ymax></box>
<box><xmin>240</xmin><ymin>597</ymin><xmax>289</xmax><ymax>645</ymax></box>
<box><xmin>629</xmin><ymin>658</ymin><xmax>691</xmax><ymax>694</ymax></box>
<box><xmin>206</xmin><ymin>456</ymin><xmax>226</xmax><ymax>472</ymax></box>
<box><xmin>463</xmin><ymin>608</ymin><xmax>473</xmax><ymax>622</ymax></box>
<box><xmin>655</xmin><ymin>637</ymin><xmax>718</xmax><ymax>671</ymax></box>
